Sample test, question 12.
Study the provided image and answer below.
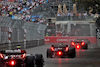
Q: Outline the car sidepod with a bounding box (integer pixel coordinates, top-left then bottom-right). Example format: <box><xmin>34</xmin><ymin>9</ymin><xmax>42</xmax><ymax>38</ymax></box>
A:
<box><xmin>68</xmin><ymin>48</ymin><xmax>76</xmax><ymax>58</ymax></box>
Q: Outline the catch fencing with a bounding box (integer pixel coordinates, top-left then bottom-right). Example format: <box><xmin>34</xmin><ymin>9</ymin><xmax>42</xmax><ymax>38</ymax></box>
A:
<box><xmin>57</xmin><ymin>16</ymin><xmax>96</xmax><ymax>21</ymax></box>
<box><xmin>0</xmin><ymin>16</ymin><xmax>47</xmax><ymax>50</ymax></box>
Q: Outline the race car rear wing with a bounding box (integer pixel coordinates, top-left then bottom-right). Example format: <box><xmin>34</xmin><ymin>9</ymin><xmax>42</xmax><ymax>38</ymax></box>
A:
<box><xmin>0</xmin><ymin>50</ymin><xmax>26</xmax><ymax>55</ymax></box>
<box><xmin>6</xmin><ymin>50</ymin><xmax>21</xmax><ymax>53</ymax></box>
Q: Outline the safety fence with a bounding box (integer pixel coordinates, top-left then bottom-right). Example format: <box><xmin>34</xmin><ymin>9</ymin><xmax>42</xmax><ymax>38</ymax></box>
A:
<box><xmin>57</xmin><ymin>16</ymin><xmax>96</xmax><ymax>21</ymax></box>
<box><xmin>45</xmin><ymin>21</ymin><xmax>96</xmax><ymax>36</ymax></box>
<box><xmin>0</xmin><ymin>16</ymin><xmax>47</xmax><ymax>50</ymax></box>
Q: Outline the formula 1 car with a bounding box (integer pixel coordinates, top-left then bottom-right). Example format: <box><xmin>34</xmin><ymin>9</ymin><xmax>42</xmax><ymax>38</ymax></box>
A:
<box><xmin>0</xmin><ymin>49</ymin><xmax>44</xmax><ymax>67</ymax></box>
<box><xmin>76</xmin><ymin>39</ymin><xmax>90</xmax><ymax>45</ymax></box>
<box><xmin>47</xmin><ymin>44</ymin><xmax>76</xmax><ymax>58</ymax></box>
<box><xmin>70</xmin><ymin>39</ymin><xmax>88</xmax><ymax>49</ymax></box>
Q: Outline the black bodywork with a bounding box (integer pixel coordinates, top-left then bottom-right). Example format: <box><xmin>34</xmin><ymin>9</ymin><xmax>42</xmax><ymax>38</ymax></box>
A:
<box><xmin>47</xmin><ymin>44</ymin><xmax>76</xmax><ymax>58</ymax></box>
<box><xmin>0</xmin><ymin>50</ymin><xmax>44</xmax><ymax>67</ymax></box>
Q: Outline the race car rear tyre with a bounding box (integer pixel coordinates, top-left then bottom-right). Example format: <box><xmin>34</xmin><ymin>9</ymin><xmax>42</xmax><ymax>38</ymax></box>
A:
<box><xmin>26</xmin><ymin>56</ymin><xmax>35</xmax><ymax>67</ymax></box>
<box><xmin>83</xmin><ymin>44</ymin><xmax>88</xmax><ymax>49</ymax></box>
<box><xmin>0</xmin><ymin>58</ymin><xmax>3</xmax><ymax>67</ymax></box>
<box><xmin>35</xmin><ymin>54</ymin><xmax>44</xmax><ymax>67</ymax></box>
<box><xmin>68</xmin><ymin>48</ymin><xmax>76</xmax><ymax>58</ymax></box>
<box><xmin>47</xmin><ymin>49</ymin><xmax>53</xmax><ymax>58</ymax></box>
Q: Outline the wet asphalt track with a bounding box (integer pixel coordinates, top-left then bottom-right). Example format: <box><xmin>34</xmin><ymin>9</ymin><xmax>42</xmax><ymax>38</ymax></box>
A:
<box><xmin>26</xmin><ymin>44</ymin><xmax>100</xmax><ymax>67</ymax></box>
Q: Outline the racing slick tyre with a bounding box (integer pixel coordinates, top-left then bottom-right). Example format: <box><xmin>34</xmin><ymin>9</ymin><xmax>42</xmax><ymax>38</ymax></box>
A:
<box><xmin>35</xmin><ymin>54</ymin><xmax>44</xmax><ymax>67</ymax></box>
<box><xmin>47</xmin><ymin>49</ymin><xmax>53</xmax><ymax>58</ymax></box>
<box><xmin>0</xmin><ymin>58</ymin><xmax>3</xmax><ymax>67</ymax></box>
<box><xmin>83</xmin><ymin>44</ymin><xmax>88</xmax><ymax>49</ymax></box>
<box><xmin>68</xmin><ymin>48</ymin><xmax>76</xmax><ymax>58</ymax></box>
<box><xmin>26</xmin><ymin>56</ymin><xmax>35</xmax><ymax>67</ymax></box>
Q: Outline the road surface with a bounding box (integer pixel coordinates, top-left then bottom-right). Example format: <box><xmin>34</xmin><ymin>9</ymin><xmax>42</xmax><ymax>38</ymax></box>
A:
<box><xmin>26</xmin><ymin>44</ymin><xmax>100</xmax><ymax>67</ymax></box>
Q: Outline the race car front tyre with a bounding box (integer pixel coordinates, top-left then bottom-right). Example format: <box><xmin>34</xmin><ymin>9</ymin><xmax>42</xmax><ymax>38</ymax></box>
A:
<box><xmin>47</xmin><ymin>49</ymin><xmax>53</xmax><ymax>58</ymax></box>
<box><xmin>35</xmin><ymin>54</ymin><xmax>44</xmax><ymax>67</ymax></box>
<box><xmin>26</xmin><ymin>56</ymin><xmax>35</xmax><ymax>67</ymax></box>
<box><xmin>68</xmin><ymin>48</ymin><xmax>76</xmax><ymax>58</ymax></box>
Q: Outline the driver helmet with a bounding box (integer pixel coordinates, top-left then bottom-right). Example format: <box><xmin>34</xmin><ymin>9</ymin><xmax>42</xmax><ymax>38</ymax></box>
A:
<box><xmin>59</xmin><ymin>43</ymin><xmax>63</xmax><ymax>45</ymax></box>
<box><xmin>17</xmin><ymin>45</ymin><xmax>21</xmax><ymax>49</ymax></box>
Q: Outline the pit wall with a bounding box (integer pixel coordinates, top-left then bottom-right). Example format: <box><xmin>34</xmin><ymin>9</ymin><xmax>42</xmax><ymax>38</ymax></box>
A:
<box><xmin>45</xmin><ymin>36</ymin><xmax>98</xmax><ymax>48</ymax></box>
<box><xmin>45</xmin><ymin>36</ymin><xmax>97</xmax><ymax>44</ymax></box>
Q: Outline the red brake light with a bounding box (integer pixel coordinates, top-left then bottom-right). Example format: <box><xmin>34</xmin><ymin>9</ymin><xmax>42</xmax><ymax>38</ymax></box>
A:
<box><xmin>71</xmin><ymin>42</ymin><xmax>75</xmax><ymax>46</ymax></box>
<box><xmin>81</xmin><ymin>42</ymin><xmax>85</xmax><ymax>45</ymax></box>
<box><xmin>0</xmin><ymin>53</ymin><xmax>4</xmax><ymax>58</ymax></box>
<box><xmin>51</xmin><ymin>47</ymin><xmax>54</xmax><ymax>51</ymax></box>
<box><xmin>65</xmin><ymin>47</ymin><xmax>69</xmax><ymax>51</ymax></box>
<box><xmin>76</xmin><ymin>45</ymin><xmax>80</xmax><ymax>49</ymax></box>
<box><xmin>58</xmin><ymin>51</ymin><xmax>62</xmax><ymax>55</ymax></box>
<box><xmin>21</xmin><ymin>53</ymin><xmax>26</xmax><ymax>58</ymax></box>
<box><xmin>10</xmin><ymin>60</ymin><xmax>16</xmax><ymax>66</ymax></box>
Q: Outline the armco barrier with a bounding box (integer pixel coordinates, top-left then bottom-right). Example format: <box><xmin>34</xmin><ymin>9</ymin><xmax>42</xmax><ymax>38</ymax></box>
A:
<box><xmin>0</xmin><ymin>16</ymin><xmax>47</xmax><ymax>50</ymax></box>
<box><xmin>0</xmin><ymin>39</ymin><xmax>44</xmax><ymax>50</ymax></box>
<box><xmin>45</xmin><ymin>36</ymin><xmax>97</xmax><ymax>44</ymax></box>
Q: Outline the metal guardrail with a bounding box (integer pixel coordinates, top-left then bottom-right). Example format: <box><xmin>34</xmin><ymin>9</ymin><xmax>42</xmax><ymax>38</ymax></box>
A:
<box><xmin>0</xmin><ymin>16</ymin><xmax>47</xmax><ymax>50</ymax></box>
<box><xmin>0</xmin><ymin>39</ymin><xmax>44</xmax><ymax>50</ymax></box>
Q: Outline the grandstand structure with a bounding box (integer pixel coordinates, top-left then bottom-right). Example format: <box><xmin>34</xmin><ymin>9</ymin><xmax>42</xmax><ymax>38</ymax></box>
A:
<box><xmin>0</xmin><ymin>0</ymin><xmax>96</xmax><ymax>37</ymax></box>
<box><xmin>31</xmin><ymin>0</ymin><xmax>73</xmax><ymax>17</ymax></box>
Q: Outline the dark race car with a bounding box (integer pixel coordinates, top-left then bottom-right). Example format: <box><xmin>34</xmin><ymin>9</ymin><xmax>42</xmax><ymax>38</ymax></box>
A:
<box><xmin>47</xmin><ymin>44</ymin><xmax>76</xmax><ymax>58</ymax></box>
<box><xmin>70</xmin><ymin>39</ymin><xmax>88</xmax><ymax>49</ymax></box>
<box><xmin>0</xmin><ymin>49</ymin><xmax>44</xmax><ymax>67</ymax></box>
